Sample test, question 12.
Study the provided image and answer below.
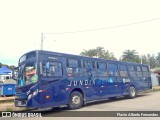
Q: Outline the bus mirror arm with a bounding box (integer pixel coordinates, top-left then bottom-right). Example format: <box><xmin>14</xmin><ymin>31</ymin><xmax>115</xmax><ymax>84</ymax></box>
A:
<box><xmin>12</xmin><ymin>67</ymin><xmax>18</xmax><ymax>81</ymax></box>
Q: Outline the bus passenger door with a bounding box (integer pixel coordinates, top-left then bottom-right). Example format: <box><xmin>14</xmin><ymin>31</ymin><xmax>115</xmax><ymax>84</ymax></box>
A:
<box><xmin>39</xmin><ymin>58</ymin><xmax>66</xmax><ymax>107</ymax></box>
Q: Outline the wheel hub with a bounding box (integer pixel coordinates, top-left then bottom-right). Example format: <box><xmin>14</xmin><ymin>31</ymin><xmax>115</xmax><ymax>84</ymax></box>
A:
<box><xmin>130</xmin><ymin>88</ymin><xmax>135</xmax><ymax>96</ymax></box>
<box><xmin>72</xmin><ymin>95</ymin><xmax>80</xmax><ymax>105</ymax></box>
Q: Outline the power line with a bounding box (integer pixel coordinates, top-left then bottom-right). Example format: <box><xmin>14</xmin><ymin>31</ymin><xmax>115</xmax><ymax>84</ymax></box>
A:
<box><xmin>41</xmin><ymin>17</ymin><xmax>160</xmax><ymax>50</ymax></box>
<box><xmin>45</xmin><ymin>17</ymin><xmax>160</xmax><ymax>34</ymax></box>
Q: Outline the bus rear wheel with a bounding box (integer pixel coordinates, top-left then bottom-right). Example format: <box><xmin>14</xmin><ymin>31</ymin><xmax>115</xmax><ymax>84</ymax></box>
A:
<box><xmin>68</xmin><ymin>91</ymin><xmax>83</xmax><ymax>110</ymax></box>
<box><xmin>127</xmin><ymin>86</ymin><xmax>137</xmax><ymax>99</ymax></box>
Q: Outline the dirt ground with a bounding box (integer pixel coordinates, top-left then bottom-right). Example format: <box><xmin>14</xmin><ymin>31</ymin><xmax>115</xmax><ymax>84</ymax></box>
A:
<box><xmin>0</xmin><ymin>96</ymin><xmax>24</xmax><ymax>111</ymax></box>
<box><xmin>0</xmin><ymin>96</ymin><xmax>15</xmax><ymax>101</ymax></box>
<box><xmin>0</xmin><ymin>102</ymin><xmax>25</xmax><ymax>111</ymax></box>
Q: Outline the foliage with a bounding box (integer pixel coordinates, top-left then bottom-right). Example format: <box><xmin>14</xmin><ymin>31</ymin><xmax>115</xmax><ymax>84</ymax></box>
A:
<box><xmin>141</xmin><ymin>54</ymin><xmax>159</xmax><ymax>69</ymax></box>
<box><xmin>1</xmin><ymin>47</ymin><xmax>160</xmax><ymax>70</ymax></box>
<box><xmin>0</xmin><ymin>62</ymin><xmax>16</xmax><ymax>70</ymax></box>
<box><xmin>6</xmin><ymin>107</ymin><xmax>13</xmax><ymax>111</ymax></box>
<box><xmin>80</xmin><ymin>47</ymin><xmax>160</xmax><ymax>69</ymax></box>
<box><xmin>121</xmin><ymin>50</ymin><xmax>140</xmax><ymax>63</ymax></box>
<box><xmin>120</xmin><ymin>50</ymin><xmax>160</xmax><ymax>69</ymax></box>
<box><xmin>141</xmin><ymin>54</ymin><xmax>148</xmax><ymax>64</ymax></box>
<box><xmin>156</xmin><ymin>52</ymin><xmax>160</xmax><ymax>67</ymax></box>
<box><xmin>80</xmin><ymin>47</ymin><xmax>117</xmax><ymax>60</ymax></box>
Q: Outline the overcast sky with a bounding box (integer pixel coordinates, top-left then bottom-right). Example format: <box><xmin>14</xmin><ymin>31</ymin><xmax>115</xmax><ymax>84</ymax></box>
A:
<box><xmin>0</xmin><ymin>0</ymin><xmax>160</xmax><ymax>66</ymax></box>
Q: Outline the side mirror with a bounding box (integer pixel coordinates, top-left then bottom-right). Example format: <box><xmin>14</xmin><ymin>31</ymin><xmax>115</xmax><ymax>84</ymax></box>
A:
<box><xmin>12</xmin><ymin>67</ymin><xmax>18</xmax><ymax>80</ymax></box>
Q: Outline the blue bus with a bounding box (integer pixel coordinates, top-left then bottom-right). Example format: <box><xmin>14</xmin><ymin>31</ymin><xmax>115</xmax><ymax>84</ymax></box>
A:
<box><xmin>14</xmin><ymin>50</ymin><xmax>152</xmax><ymax>109</ymax></box>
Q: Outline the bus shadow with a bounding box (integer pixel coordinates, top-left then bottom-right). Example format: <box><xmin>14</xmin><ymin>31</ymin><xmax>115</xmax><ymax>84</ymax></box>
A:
<box><xmin>29</xmin><ymin>107</ymin><xmax>69</xmax><ymax>117</ymax></box>
<box><xmin>84</xmin><ymin>93</ymin><xmax>151</xmax><ymax>107</ymax></box>
<box><xmin>30</xmin><ymin>93</ymin><xmax>151</xmax><ymax>116</ymax></box>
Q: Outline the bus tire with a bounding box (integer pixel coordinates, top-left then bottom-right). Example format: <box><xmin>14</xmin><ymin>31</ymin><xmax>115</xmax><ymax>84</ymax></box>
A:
<box><xmin>127</xmin><ymin>86</ymin><xmax>137</xmax><ymax>99</ymax></box>
<box><xmin>68</xmin><ymin>91</ymin><xmax>83</xmax><ymax>110</ymax></box>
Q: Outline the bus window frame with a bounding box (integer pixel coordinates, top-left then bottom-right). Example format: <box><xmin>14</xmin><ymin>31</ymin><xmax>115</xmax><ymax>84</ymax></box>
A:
<box><xmin>40</xmin><ymin>60</ymin><xmax>63</xmax><ymax>78</ymax></box>
<box><xmin>83</xmin><ymin>60</ymin><xmax>97</xmax><ymax>77</ymax></box>
<box><xmin>136</xmin><ymin>66</ymin><xmax>143</xmax><ymax>78</ymax></box>
<box><xmin>127</xmin><ymin>65</ymin><xmax>137</xmax><ymax>77</ymax></box>
<box><xmin>119</xmin><ymin>64</ymin><xmax>128</xmax><ymax>78</ymax></box>
<box><xmin>97</xmin><ymin>62</ymin><xmax>108</xmax><ymax>77</ymax></box>
<box><xmin>108</xmin><ymin>62</ymin><xmax>119</xmax><ymax>77</ymax></box>
<box><xmin>66</xmin><ymin>59</ymin><xmax>84</xmax><ymax>77</ymax></box>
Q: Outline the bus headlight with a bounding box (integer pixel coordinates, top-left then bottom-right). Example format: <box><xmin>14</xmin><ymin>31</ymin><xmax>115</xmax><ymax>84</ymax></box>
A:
<box><xmin>32</xmin><ymin>89</ymin><xmax>38</xmax><ymax>96</ymax></box>
<box><xmin>28</xmin><ymin>94</ymin><xmax>32</xmax><ymax>100</ymax></box>
<box><xmin>28</xmin><ymin>89</ymin><xmax>38</xmax><ymax>100</ymax></box>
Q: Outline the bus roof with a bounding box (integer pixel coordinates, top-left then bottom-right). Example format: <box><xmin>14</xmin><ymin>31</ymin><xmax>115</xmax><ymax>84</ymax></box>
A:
<box><xmin>20</xmin><ymin>50</ymin><xmax>148</xmax><ymax>67</ymax></box>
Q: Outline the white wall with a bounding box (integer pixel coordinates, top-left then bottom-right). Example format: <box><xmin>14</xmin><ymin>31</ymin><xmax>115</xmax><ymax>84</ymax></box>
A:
<box><xmin>151</xmin><ymin>73</ymin><xmax>159</xmax><ymax>86</ymax></box>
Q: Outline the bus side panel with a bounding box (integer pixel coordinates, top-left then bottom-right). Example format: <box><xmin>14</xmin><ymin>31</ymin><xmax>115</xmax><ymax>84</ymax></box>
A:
<box><xmin>142</xmin><ymin>77</ymin><xmax>152</xmax><ymax>90</ymax></box>
<box><xmin>38</xmin><ymin>80</ymin><xmax>69</xmax><ymax>108</ymax></box>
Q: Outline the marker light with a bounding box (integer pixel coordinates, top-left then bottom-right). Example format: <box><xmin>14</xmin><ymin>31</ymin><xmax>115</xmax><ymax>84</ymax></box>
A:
<box><xmin>46</xmin><ymin>96</ymin><xmax>50</xmax><ymax>99</ymax></box>
<box><xmin>39</xmin><ymin>90</ymin><xmax>46</xmax><ymax>93</ymax></box>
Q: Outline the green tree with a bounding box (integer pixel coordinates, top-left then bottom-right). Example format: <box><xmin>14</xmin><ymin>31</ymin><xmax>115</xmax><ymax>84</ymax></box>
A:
<box><xmin>9</xmin><ymin>65</ymin><xmax>16</xmax><ymax>70</ymax></box>
<box><xmin>121</xmin><ymin>50</ymin><xmax>140</xmax><ymax>63</ymax></box>
<box><xmin>147</xmin><ymin>54</ymin><xmax>157</xmax><ymax>69</ymax></box>
<box><xmin>80</xmin><ymin>49</ymin><xmax>97</xmax><ymax>57</ymax></box>
<box><xmin>156</xmin><ymin>52</ymin><xmax>160</xmax><ymax>67</ymax></box>
<box><xmin>141</xmin><ymin>54</ymin><xmax>148</xmax><ymax>64</ymax></box>
<box><xmin>80</xmin><ymin>46</ymin><xmax>117</xmax><ymax>60</ymax></box>
<box><xmin>0</xmin><ymin>62</ymin><xmax>16</xmax><ymax>70</ymax></box>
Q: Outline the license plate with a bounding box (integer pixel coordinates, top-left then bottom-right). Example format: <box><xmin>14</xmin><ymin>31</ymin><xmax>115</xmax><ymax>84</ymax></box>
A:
<box><xmin>17</xmin><ymin>101</ymin><xmax>22</xmax><ymax>106</ymax></box>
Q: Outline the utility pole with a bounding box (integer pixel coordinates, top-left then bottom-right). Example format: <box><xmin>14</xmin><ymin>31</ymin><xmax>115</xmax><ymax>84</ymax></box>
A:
<box><xmin>40</xmin><ymin>32</ymin><xmax>57</xmax><ymax>50</ymax></box>
<box><xmin>41</xmin><ymin>32</ymin><xmax>44</xmax><ymax>50</ymax></box>
<box><xmin>141</xmin><ymin>55</ymin><xmax>143</xmax><ymax>64</ymax></box>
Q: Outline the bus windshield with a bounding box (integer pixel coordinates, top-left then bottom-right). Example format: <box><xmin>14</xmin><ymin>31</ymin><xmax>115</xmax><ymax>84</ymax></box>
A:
<box><xmin>18</xmin><ymin>61</ymin><xmax>38</xmax><ymax>86</ymax></box>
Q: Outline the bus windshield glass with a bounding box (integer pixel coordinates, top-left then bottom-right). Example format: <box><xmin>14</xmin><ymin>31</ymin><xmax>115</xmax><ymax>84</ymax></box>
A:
<box><xmin>18</xmin><ymin>61</ymin><xmax>38</xmax><ymax>86</ymax></box>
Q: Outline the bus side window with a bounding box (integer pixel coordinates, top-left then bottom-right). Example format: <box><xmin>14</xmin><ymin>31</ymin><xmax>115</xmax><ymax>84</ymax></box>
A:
<box><xmin>97</xmin><ymin>62</ymin><xmax>108</xmax><ymax>77</ymax></box>
<box><xmin>136</xmin><ymin>66</ymin><xmax>143</xmax><ymax>78</ymax></box>
<box><xmin>108</xmin><ymin>63</ymin><xmax>119</xmax><ymax>77</ymax></box>
<box><xmin>142</xmin><ymin>66</ymin><xmax>150</xmax><ymax>77</ymax></box>
<box><xmin>92</xmin><ymin>61</ymin><xmax>97</xmax><ymax>76</ymax></box>
<box><xmin>84</xmin><ymin>61</ymin><xmax>97</xmax><ymax>76</ymax></box>
<box><xmin>66</xmin><ymin>59</ymin><xmax>83</xmax><ymax>77</ymax></box>
<box><xmin>41</xmin><ymin>61</ymin><xmax>62</xmax><ymax>77</ymax></box>
<box><xmin>119</xmin><ymin>65</ymin><xmax>128</xmax><ymax>78</ymax></box>
<box><xmin>127</xmin><ymin>65</ymin><xmax>136</xmax><ymax>77</ymax></box>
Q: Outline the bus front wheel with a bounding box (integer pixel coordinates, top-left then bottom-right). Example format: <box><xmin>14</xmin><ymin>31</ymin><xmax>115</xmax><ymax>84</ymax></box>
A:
<box><xmin>127</xmin><ymin>86</ymin><xmax>137</xmax><ymax>99</ymax></box>
<box><xmin>68</xmin><ymin>91</ymin><xmax>83</xmax><ymax>110</ymax></box>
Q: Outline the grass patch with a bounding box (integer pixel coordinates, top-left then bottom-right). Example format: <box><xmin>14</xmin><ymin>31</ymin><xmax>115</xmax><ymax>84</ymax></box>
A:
<box><xmin>152</xmin><ymin>88</ymin><xmax>160</xmax><ymax>92</ymax></box>
<box><xmin>6</xmin><ymin>107</ymin><xmax>14</xmax><ymax>111</ymax></box>
<box><xmin>0</xmin><ymin>99</ymin><xmax>14</xmax><ymax>104</ymax></box>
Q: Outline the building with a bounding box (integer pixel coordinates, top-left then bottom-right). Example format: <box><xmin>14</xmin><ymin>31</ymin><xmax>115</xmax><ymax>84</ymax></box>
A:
<box><xmin>0</xmin><ymin>66</ymin><xmax>13</xmax><ymax>84</ymax></box>
<box><xmin>151</xmin><ymin>72</ymin><xmax>160</xmax><ymax>86</ymax></box>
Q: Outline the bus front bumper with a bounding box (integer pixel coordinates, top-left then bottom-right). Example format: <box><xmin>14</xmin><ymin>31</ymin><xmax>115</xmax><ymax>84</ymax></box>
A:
<box><xmin>15</xmin><ymin>100</ymin><xmax>27</xmax><ymax>107</ymax></box>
